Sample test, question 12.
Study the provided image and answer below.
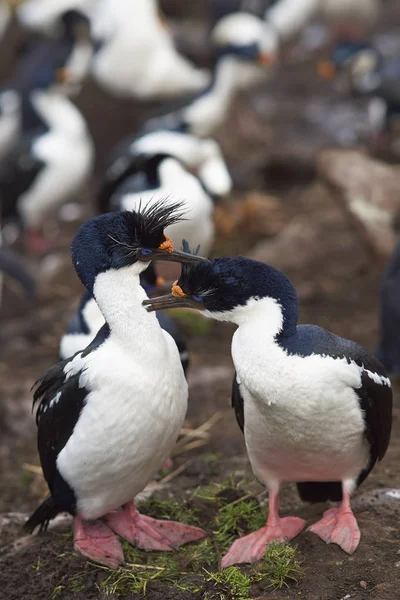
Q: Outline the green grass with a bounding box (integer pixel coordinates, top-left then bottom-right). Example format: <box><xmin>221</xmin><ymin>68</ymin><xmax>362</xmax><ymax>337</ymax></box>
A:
<box><xmin>168</xmin><ymin>308</ymin><xmax>213</xmax><ymax>336</ymax></box>
<box><xmin>138</xmin><ymin>496</ymin><xmax>200</xmax><ymax>526</ymax></box>
<box><xmin>51</xmin><ymin>489</ymin><xmax>303</xmax><ymax>598</ymax></box>
<box><xmin>215</xmin><ymin>496</ymin><xmax>268</xmax><ymax>553</ymax></box>
<box><xmin>204</xmin><ymin>566</ymin><xmax>253</xmax><ymax>599</ymax></box>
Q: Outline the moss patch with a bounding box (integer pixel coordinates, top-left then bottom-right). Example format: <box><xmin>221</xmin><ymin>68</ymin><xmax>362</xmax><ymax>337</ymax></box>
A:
<box><xmin>52</xmin><ymin>487</ymin><xmax>303</xmax><ymax>599</ymax></box>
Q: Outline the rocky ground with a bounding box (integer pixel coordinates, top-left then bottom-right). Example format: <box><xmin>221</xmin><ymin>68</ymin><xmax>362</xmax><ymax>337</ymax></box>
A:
<box><xmin>1</xmin><ymin>2</ymin><xmax>400</xmax><ymax>599</ymax></box>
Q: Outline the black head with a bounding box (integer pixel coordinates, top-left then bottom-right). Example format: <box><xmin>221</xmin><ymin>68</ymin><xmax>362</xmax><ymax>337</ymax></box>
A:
<box><xmin>144</xmin><ymin>255</ymin><xmax>298</xmax><ymax>334</ymax></box>
<box><xmin>71</xmin><ymin>202</ymin><xmax>204</xmax><ymax>294</ymax></box>
<box><xmin>318</xmin><ymin>41</ymin><xmax>377</xmax><ymax>80</ymax></box>
<box><xmin>13</xmin><ymin>36</ymin><xmax>76</xmax><ymax>91</ymax></box>
<box><xmin>60</xmin><ymin>10</ymin><xmax>91</xmax><ymax>42</ymax></box>
<box><xmin>212</xmin><ymin>13</ymin><xmax>277</xmax><ymax>67</ymax></box>
<box><xmin>331</xmin><ymin>41</ymin><xmax>375</xmax><ymax>68</ymax></box>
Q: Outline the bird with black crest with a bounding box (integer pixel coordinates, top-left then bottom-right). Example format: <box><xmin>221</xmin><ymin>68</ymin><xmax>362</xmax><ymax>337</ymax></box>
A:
<box><xmin>24</xmin><ymin>202</ymin><xmax>205</xmax><ymax>568</ymax></box>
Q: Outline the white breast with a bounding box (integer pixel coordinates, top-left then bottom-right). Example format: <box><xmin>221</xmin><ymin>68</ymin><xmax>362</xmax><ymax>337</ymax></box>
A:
<box><xmin>17</xmin><ymin>93</ymin><xmax>94</xmax><ymax>228</ymax></box>
<box><xmin>57</xmin><ymin>329</ymin><xmax>187</xmax><ymax>519</ymax></box>
<box><xmin>91</xmin><ymin>0</ymin><xmax>209</xmax><ymax>99</ymax></box>
<box><xmin>232</xmin><ymin>328</ymin><xmax>370</xmax><ymax>487</ymax></box>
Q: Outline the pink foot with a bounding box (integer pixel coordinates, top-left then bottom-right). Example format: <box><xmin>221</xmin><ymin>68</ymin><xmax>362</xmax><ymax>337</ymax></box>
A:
<box><xmin>24</xmin><ymin>230</ymin><xmax>54</xmax><ymax>255</ymax></box>
<box><xmin>161</xmin><ymin>457</ymin><xmax>173</xmax><ymax>470</ymax></box>
<box><xmin>309</xmin><ymin>507</ymin><xmax>360</xmax><ymax>554</ymax></box>
<box><xmin>73</xmin><ymin>517</ymin><xmax>124</xmax><ymax>568</ymax></box>
<box><xmin>221</xmin><ymin>516</ymin><xmax>305</xmax><ymax>568</ymax></box>
<box><xmin>104</xmin><ymin>502</ymin><xmax>205</xmax><ymax>551</ymax></box>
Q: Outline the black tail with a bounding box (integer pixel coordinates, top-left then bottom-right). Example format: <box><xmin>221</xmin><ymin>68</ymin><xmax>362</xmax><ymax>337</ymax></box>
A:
<box><xmin>23</xmin><ymin>496</ymin><xmax>61</xmax><ymax>533</ymax></box>
<box><xmin>296</xmin><ymin>481</ymin><xmax>342</xmax><ymax>503</ymax></box>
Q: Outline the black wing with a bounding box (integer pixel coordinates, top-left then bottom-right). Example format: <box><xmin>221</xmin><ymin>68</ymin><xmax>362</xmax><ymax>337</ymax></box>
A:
<box><xmin>231</xmin><ymin>372</ymin><xmax>244</xmax><ymax>433</ymax></box>
<box><xmin>355</xmin><ymin>353</ymin><xmax>392</xmax><ymax>483</ymax></box>
<box><xmin>278</xmin><ymin>325</ymin><xmax>392</xmax><ymax>502</ymax></box>
<box><xmin>33</xmin><ymin>360</ymin><xmax>86</xmax><ymax>513</ymax></box>
<box><xmin>0</xmin><ymin>134</ymin><xmax>45</xmax><ymax>221</ymax></box>
<box><xmin>33</xmin><ymin>324</ymin><xmax>110</xmax><ymax>509</ymax></box>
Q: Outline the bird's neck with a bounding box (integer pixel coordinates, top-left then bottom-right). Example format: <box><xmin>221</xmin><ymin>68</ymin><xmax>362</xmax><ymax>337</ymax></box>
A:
<box><xmin>231</xmin><ymin>298</ymin><xmax>298</xmax><ymax>387</ymax></box>
<box><xmin>29</xmin><ymin>89</ymin><xmax>87</xmax><ymax>136</ymax></box>
<box><xmin>92</xmin><ymin>264</ymin><xmax>165</xmax><ymax>354</ymax></box>
<box><xmin>184</xmin><ymin>57</ymin><xmax>240</xmax><ymax>133</ymax></box>
<box><xmin>223</xmin><ymin>296</ymin><xmax>298</xmax><ymax>336</ymax></box>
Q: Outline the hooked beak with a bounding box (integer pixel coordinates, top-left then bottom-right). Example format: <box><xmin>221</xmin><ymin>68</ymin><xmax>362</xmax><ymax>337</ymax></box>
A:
<box><xmin>317</xmin><ymin>60</ymin><xmax>336</xmax><ymax>80</ymax></box>
<box><xmin>143</xmin><ymin>293</ymin><xmax>194</xmax><ymax>312</ymax></box>
<box><xmin>152</xmin><ymin>249</ymin><xmax>206</xmax><ymax>264</ymax></box>
<box><xmin>257</xmin><ymin>52</ymin><xmax>276</xmax><ymax>67</ymax></box>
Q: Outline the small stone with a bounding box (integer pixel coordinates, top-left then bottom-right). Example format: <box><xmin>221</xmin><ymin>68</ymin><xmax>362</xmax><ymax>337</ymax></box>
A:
<box><xmin>360</xmin><ymin>581</ymin><xmax>367</xmax><ymax>590</ymax></box>
<box><xmin>395</xmin><ymin>562</ymin><xmax>400</xmax><ymax>567</ymax></box>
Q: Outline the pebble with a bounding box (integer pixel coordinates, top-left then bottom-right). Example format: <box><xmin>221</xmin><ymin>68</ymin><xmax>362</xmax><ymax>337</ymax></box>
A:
<box><xmin>359</xmin><ymin>581</ymin><xmax>367</xmax><ymax>589</ymax></box>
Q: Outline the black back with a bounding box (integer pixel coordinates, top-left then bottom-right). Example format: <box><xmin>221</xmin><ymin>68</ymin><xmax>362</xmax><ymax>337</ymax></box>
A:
<box><xmin>32</xmin><ymin>324</ymin><xmax>110</xmax><ymax>514</ymax></box>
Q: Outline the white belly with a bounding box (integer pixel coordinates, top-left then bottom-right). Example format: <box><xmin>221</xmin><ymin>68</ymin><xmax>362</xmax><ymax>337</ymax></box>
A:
<box><xmin>18</xmin><ymin>130</ymin><xmax>94</xmax><ymax>228</ymax></box>
<box><xmin>57</xmin><ymin>336</ymin><xmax>187</xmax><ymax>519</ymax></box>
<box><xmin>242</xmin><ymin>383</ymin><xmax>369</xmax><ymax>486</ymax></box>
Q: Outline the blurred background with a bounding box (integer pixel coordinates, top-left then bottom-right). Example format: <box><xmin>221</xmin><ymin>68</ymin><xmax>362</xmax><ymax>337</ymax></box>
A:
<box><xmin>1</xmin><ymin>1</ymin><xmax>400</xmax><ymax>598</ymax></box>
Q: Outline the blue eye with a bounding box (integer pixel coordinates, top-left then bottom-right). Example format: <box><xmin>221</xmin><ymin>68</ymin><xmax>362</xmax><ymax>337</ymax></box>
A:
<box><xmin>192</xmin><ymin>295</ymin><xmax>203</xmax><ymax>302</ymax></box>
<box><xmin>141</xmin><ymin>249</ymin><xmax>153</xmax><ymax>256</ymax></box>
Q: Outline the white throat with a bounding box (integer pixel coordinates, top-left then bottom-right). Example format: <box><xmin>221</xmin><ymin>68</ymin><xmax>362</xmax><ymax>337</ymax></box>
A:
<box><xmin>184</xmin><ymin>57</ymin><xmax>262</xmax><ymax>137</ymax></box>
<box><xmin>92</xmin><ymin>262</ymin><xmax>164</xmax><ymax>352</ymax></box>
<box><xmin>206</xmin><ymin>296</ymin><xmax>285</xmax><ymax>334</ymax></box>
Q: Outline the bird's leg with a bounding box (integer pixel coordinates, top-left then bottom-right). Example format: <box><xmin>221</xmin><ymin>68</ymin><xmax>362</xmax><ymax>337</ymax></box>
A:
<box><xmin>308</xmin><ymin>489</ymin><xmax>360</xmax><ymax>554</ymax></box>
<box><xmin>73</xmin><ymin>516</ymin><xmax>124</xmax><ymax>568</ymax></box>
<box><xmin>221</xmin><ymin>489</ymin><xmax>305</xmax><ymax>568</ymax></box>
<box><xmin>104</xmin><ymin>500</ymin><xmax>205</xmax><ymax>551</ymax></box>
<box><xmin>24</xmin><ymin>228</ymin><xmax>54</xmax><ymax>255</ymax></box>
<box><xmin>160</xmin><ymin>457</ymin><xmax>173</xmax><ymax>470</ymax></box>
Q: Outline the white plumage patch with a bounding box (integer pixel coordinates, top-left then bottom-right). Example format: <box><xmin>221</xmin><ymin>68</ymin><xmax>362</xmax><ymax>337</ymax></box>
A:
<box><xmin>364</xmin><ymin>369</ymin><xmax>391</xmax><ymax>387</ymax></box>
<box><xmin>56</xmin><ymin>265</ymin><xmax>188</xmax><ymax>520</ymax></box>
<box><xmin>229</xmin><ymin>297</ymin><xmax>372</xmax><ymax>488</ymax></box>
<box><xmin>17</xmin><ymin>90</ymin><xmax>94</xmax><ymax>229</ymax></box>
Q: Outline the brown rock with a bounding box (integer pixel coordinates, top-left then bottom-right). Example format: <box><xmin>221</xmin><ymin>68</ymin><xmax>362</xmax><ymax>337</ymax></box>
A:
<box><xmin>214</xmin><ymin>193</ymin><xmax>286</xmax><ymax>239</ymax></box>
<box><xmin>317</xmin><ymin>149</ymin><xmax>400</xmax><ymax>257</ymax></box>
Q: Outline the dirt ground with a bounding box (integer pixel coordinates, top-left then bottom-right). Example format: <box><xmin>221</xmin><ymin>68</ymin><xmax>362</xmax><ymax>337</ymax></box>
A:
<box><xmin>1</xmin><ymin>2</ymin><xmax>400</xmax><ymax>600</ymax></box>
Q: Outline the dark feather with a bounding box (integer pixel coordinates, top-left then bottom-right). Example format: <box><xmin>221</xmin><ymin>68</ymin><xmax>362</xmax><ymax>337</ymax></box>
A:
<box><xmin>231</xmin><ymin>373</ymin><xmax>244</xmax><ymax>432</ymax></box>
<box><xmin>98</xmin><ymin>153</ymin><xmax>171</xmax><ymax>214</ymax></box>
<box><xmin>23</xmin><ymin>496</ymin><xmax>60</xmax><ymax>533</ymax></box>
<box><xmin>28</xmin><ymin>324</ymin><xmax>111</xmax><ymax>529</ymax></box>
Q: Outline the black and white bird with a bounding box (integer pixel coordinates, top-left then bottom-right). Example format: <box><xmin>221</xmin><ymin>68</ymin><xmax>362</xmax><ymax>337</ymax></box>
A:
<box><xmin>141</xmin><ymin>12</ymin><xmax>278</xmax><ymax>140</ymax></box>
<box><xmin>24</xmin><ymin>202</ymin><xmax>205</xmax><ymax>568</ymax></box>
<box><xmin>376</xmin><ymin>238</ymin><xmax>400</xmax><ymax>377</ymax></box>
<box><xmin>60</xmin><ymin>261</ymin><xmax>190</xmax><ymax>373</ymax></box>
<box><xmin>0</xmin><ymin>10</ymin><xmax>92</xmax><ymax>163</ymax></box>
<box><xmin>90</xmin><ymin>0</ymin><xmax>209</xmax><ymax>99</ymax></box>
<box><xmin>145</xmin><ymin>254</ymin><xmax>392</xmax><ymax>565</ymax></box>
<box><xmin>0</xmin><ymin>23</ymin><xmax>93</xmax><ymax>253</ymax></box>
<box><xmin>105</xmin><ymin>129</ymin><xmax>232</xmax><ymax>205</ymax></box>
<box><xmin>318</xmin><ymin>41</ymin><xmax>400</xmax><ymax>139</ymax></box>
<box><xmin>99</xmin><ymin>152</ymin><xmax>215</xmax><ymax>257</ymax></box>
